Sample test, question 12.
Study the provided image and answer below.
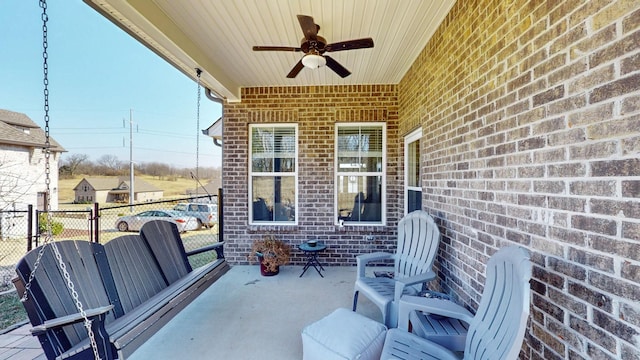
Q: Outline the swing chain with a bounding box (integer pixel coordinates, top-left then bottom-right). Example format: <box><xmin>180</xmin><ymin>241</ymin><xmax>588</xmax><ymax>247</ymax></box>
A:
<box><xmin>195</xmin><ymin>68</ymin><xmax>202</xmax><ymax>194</ymax></box>
<box><xmin>22</xmin><ymin>0</ymin><xmax>54</xmax><ymax>304</ymax></box>
<box><xmin>22</xmin><ymin>2</ymin><xmax>102</xmax><ymax>358</ymax></box>
<box><xmin>20</xmin><ymin>1</ymin><xmax>51</xmax><ymax>302</ymax></box>
<box><xmin>22</xmin><ymin>1</ymin><xmax>53</xmax><ymax>303</ymax></box>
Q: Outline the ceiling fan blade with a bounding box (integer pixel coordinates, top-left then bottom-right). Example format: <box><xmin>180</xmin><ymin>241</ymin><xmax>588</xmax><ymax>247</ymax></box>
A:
<box><xmin>297</xmin><ymin>15</ymin><xmax>318</xmax><ymax>41</ymax></box>
<box><xmin>324</xmin><ymin>56</ymin><xmax>351</xmax><ymax>78</ymax></box>
<box><xmin>325</xmin><ymin>38</ymin><xmax>374</xmax><ymax>52</ymax></box>
<box><xmin>286</xmin><ymin>59</ymin><xmax>305</xmax><ymax>78</ymax></box>
<box><xmin>253</xmin><ymin>46</ymin><xmax>302</xmax><ymax>52</ymax></box>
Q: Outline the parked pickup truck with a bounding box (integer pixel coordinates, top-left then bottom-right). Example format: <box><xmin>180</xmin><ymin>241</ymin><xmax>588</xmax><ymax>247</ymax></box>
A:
<box><xmin>173</xmin><ymin>202</ymin><xmax>218</xmax><ymax>230</ymax></box>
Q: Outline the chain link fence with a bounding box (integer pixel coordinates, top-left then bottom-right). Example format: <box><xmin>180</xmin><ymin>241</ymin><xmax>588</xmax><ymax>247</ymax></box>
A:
<box><xmin>98</xmin><ymin>196</ymin><xmax>220</xmax><ymax>267</ymax></box>
<box><xmin>0</xmin><ymin>195</ymin><xmax>220</xmax><ymax>294</ymax></box>
<box><xmin>0</xmin><ymin>210</ymin><xmax>30</xmax><ymax>293</ymax></box>
<box><xmin>1</xmin><ymin>195</ymin><xmax>220</xmax><ymax>331</ymax></box>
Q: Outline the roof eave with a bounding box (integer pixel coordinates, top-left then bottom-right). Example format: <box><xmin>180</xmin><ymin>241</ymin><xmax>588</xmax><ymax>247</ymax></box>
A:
<box><xmin>83</xmin><ymin>0</ymin><xmax>241</xmax><ymax>102</ymax></box>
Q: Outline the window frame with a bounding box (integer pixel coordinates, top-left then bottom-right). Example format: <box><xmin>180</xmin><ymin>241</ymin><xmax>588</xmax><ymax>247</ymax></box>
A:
<box><xmin>334</xmin><ymin>122</ymin><xmax>387</xmax><ymax>226</ymax></box>
<box><xmin>248</xmin><ymin>123</ymin><xmax>298</xmax><ymax>225</ymax></box>
<box><xmin>404</xmin><ymin>127</ymin><xmax>422</xmax><ymax>215</ymax></box>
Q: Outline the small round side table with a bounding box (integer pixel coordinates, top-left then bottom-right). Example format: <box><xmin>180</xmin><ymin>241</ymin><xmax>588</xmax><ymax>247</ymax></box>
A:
<box><xmin>298</xmin><ymin>241</ymin><xmax>327</xmax><ymax>277</ymax></box>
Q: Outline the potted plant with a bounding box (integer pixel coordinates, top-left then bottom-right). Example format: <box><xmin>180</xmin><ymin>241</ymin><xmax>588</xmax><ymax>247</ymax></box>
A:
<box><xmin>248</xmin><ymin>235</ymin><xmax>290</xmax><ymax>276</ymax></box>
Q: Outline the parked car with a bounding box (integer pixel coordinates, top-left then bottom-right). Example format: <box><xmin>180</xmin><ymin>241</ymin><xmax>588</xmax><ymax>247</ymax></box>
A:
<box><xmin>115</xmin><ymin>210</ymin><xmax>199</xmax><ymax>232</ymax></box>
<box><xmin>172</xmin><ymin>202</ymin><xmax>218</xmax><ymax>229</ymax></box>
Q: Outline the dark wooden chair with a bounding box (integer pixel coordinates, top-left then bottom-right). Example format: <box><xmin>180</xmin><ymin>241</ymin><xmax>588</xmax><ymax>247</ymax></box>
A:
<box><xmin>338</xmin><ymin>192</ymin><xmax>366</xmax><ymax>222</ymax></box>
<box><xmin>252</xmin><ymin>197</ymin><xmax>272</xmax><ymax>221</ymax></box>
<box><xmin>14</xmin><ymin>221</ymin><xmax>229</xmax><ymax>360</ymax></box>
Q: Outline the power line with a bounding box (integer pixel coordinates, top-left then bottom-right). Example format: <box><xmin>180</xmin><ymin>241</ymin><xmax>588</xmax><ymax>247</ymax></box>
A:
<box><xmin>54</xmin><ymin>127</ymin><xmax>122</xmax><ymax>130</ymax></box>
<box><xmin>65</xmin><ymin>146</ymin><xmax>123</xmax><ymax>150</ymax></box>
<box><xmin>55</xmin><ymin>127</ymin><xmax>201</xmax><ymax>139</ymax></box>
<box><xmin>137</xmin><ymin>129</ymin><xmax>196</xmax><ymax>139</ymax></box>
<box><xmin>55</xmin><ymin>131</ymin><xmax>127</xmax><ymax>135</ymax></box>
<box><xmin>135</xmin><ymin>146</ymin><xmax>217</xmax><ymax>156</ymax></box>
<box><xmin>65</xmin><ymin>145</ymin><xmax>217</xmax><ymax>157</ymax></box>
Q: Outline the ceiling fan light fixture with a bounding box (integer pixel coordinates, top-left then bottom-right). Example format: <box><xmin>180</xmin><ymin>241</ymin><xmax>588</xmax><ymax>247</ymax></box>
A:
<box><xmin>253</xmin><ymin>15</ymin><xmax>373</xmax><ymax>78</ymax></box>
<box><xmin>302</xmin><ymin>54</ymin><xmax>326</xmax><ymax>69</ymax></box>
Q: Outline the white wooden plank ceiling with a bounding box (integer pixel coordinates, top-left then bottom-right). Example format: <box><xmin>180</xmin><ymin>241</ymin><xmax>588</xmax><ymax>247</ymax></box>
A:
<box><xmin>84</xmin><ymin>0</ymin><xmax>456</xmax><ymax>102</ymax></box>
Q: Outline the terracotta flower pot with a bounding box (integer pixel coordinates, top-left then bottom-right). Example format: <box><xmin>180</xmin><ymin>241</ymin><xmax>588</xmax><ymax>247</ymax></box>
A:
<box><xmin>249</xmin><ymin>235</ymin><xmax>290</xmax><ymax>276</ymax></box>
<box><xmin>259</xmin><ymin>255</ymin><xmax>279</xmax><ymax>276</ymax></box>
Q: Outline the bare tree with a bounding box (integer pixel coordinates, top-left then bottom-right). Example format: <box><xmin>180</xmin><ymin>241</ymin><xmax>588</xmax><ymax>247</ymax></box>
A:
<box><xmin>59</xmin><ymin>153</ymin><xmax>89</xmax><ymax>177</ymax></box>
<box><xmin>145</xmin><ymin>162</ymin><xmax>170</xmax><ymax>179</ymax></box>
<box><xmin>96</xmin><ymin>154</ymin><xmax>125</xmax><ymax>175</ymax></box>
<box><xmin>56</xmin><ymin>153</ymin><xmax>222</xmax><ymax>180</ymax></box>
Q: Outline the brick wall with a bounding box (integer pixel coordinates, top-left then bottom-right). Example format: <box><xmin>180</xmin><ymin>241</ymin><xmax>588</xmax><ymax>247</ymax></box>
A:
<box><xmin>222</xmin><ymin>85</ymin><xmax>401</xmax><ymax>266</ymax></box>
<box><xmin>397</xmin><ymin>0</ymin><xmax>640</xmax><ymax>359</ymax></box>
<box><xmin>219</xmin><ymin>0</ymin><xmax>639</xmax><ymax>358</ymax></box>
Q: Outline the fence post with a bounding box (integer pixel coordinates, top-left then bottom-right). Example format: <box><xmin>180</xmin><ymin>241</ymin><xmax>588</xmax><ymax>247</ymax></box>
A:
<box><xmin>27</xmin><ymin>204</ymin><xmax>34</xmax><ymax>251</ymax></box>
<box><xmin>34</xmin><ymin>209</ymin><xmax>40</xmax><ymax>248</ymax></box>
<box><xmin>93</xmin><ymin>202</ymin><xmax>100</xmax><ymax>243</ymax></box>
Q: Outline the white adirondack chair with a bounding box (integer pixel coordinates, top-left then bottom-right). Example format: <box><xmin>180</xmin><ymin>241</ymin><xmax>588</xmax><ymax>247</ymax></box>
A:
<box><xmin>353</xmin><ymin>210</ymin><xmax>441</xmax><ymax>327</ymax></box>
<box><xmin>381</xmin><ymin>246</ymin><xmax>532</xmax><ymax>360</ymax></box>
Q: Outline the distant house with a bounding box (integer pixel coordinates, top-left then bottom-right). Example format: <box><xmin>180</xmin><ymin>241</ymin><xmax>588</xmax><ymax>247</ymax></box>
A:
<box><xmin>73</xmin><ymin>177</ymin><xmax>163</xmax><ymax>204</ymax></box>
<box><xmin>0</xmin><ymin>109</ymin><xmax>65</xmax><ymax>211</ymax></box>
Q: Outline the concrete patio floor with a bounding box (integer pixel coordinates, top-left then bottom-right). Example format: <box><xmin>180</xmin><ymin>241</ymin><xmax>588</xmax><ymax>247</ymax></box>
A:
<box><xmin>1</xmin><ymin>265</ymin><xmax>381</xmax><ymax>360</ymax></box>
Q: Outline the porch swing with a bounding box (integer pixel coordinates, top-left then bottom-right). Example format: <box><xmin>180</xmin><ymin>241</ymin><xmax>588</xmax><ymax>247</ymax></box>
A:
<box><xmin>13</xmin><ymin>3</ymin><xmax>230</xmax><ymax>359</ymax></box>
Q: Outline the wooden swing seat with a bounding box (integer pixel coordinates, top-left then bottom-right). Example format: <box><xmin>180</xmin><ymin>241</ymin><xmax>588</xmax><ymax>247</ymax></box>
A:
<box><xmin>13</xmin><ymin>220</ymin><xmax>229</xmax><ymax>360</ymax></box>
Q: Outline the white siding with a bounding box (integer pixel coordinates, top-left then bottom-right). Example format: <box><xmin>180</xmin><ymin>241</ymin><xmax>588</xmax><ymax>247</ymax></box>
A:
<box><xmin>0</xmin><ymin>145</ymin><xmax>60</xmax><ymax>211</ymax></box>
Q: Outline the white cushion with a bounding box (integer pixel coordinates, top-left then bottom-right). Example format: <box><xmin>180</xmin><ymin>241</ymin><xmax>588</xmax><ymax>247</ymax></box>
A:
<box><xmin>302</xmin><ymin>308</ymin><xmax>387</xmax><ymax>360</ymax></box>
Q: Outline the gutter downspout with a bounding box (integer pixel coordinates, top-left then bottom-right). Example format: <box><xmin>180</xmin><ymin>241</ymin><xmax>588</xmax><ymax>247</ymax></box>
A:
<box><xmin>202</xmin><ymin>86</ymin><xmax>224</xmax><ymax>244</ymax></box>
<box><xmin>205</xmin><ymin>87</ymin><xmax>224</xmax><ymax>147</ymax></box>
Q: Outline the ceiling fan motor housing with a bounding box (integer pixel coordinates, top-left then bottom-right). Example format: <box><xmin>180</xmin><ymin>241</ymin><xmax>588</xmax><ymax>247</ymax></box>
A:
<box><xmin>301</xmin><ymin>36</ymin><xmax>327</xmax><ymax>54</ymax></box>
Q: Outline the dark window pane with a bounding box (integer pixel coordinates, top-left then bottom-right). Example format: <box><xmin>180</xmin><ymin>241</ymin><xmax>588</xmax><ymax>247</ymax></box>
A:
<box><xmin>408</xmin><ymin>189</ymin><xmax>422</xmax><ymax>213</ymax></box>
<box><xmin>251</xmin><ymin>176</ymin><xmax>296</xmax><ymax>223</ymax></box>
<box><xmin>337</xmin><ymin>175</ymin><xmax>382</xmax><ymax>223</ymax></box>
<box><xmin>408</xmin><ymin>139</ymin><xmax>420</xmax><ymax>187</ymax></box>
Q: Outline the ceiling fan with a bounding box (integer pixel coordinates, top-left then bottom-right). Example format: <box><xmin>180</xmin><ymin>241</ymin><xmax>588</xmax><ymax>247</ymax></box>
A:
<box><xmin>252</xmin><ymin>15</ymin><xmax>374</xmax><ymax>78</ymax></box>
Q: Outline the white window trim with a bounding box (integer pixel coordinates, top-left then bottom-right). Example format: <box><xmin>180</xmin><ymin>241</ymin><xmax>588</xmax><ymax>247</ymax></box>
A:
<box><xmin>334</xmin><ymin>122</ymin><xmax>387</xmax><ymax>226</ymax></box>
<box><xmin>248</xmin><ymin>123</ymin><xmax>298</xmax><ymax>225</ymax></box>
<box><xmin>404</xmin><ymin>127</ymin><xmax>422</xmax><ymax>215</ymax></box>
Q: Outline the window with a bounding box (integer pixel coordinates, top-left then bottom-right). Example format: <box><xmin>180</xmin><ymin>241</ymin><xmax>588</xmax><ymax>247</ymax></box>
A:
<box><xmin>335</xmin><ymin>123</ymin><xmax>386</xmax><ymax>225</ymax></box>
<box><xmin>249</xmin><ymin>124</ymin><xmax>298</xmax><ymax>224</ymax></box>
<box><xmin>405</xmin><ymin>128</ymin><xmax>422</xmax><ymax>214</ymax></box>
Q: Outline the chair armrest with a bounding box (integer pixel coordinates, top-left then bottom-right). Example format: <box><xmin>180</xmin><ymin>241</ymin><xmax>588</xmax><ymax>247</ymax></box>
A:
<box><xmin>356</xmin><ymin>252</ymin><xmax>393</xmax><ymax>277</ymax></box>
<box><xmin>393</xmin><ymin>271</ymin><xmax>436</xmax><ymax>301</ymax></box>
<box><xmin>383</xmin><ymin>328</ymin><xmax>461</xmax><ymax>360</ymax></box>
<box><xmin>397</xmin><ymin>295</ymin><xmax>474</xmax><ymax>331</ymax></box>
<box><xmin>186</xmin><ymin>241</ymin><xmax>225</xmax><ymax>259</ymax></box>
<box><xmin>30</xmin><ymin>305</ymin><xmax>114</xmax><ymax>336</ymax></box>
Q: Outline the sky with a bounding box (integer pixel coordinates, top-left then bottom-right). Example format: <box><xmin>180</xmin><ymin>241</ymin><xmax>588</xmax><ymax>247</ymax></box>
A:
<box><xmin>0</xmin><ymin>1</ymin><xmax>222</xmax><ymax>169</ymax></box>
